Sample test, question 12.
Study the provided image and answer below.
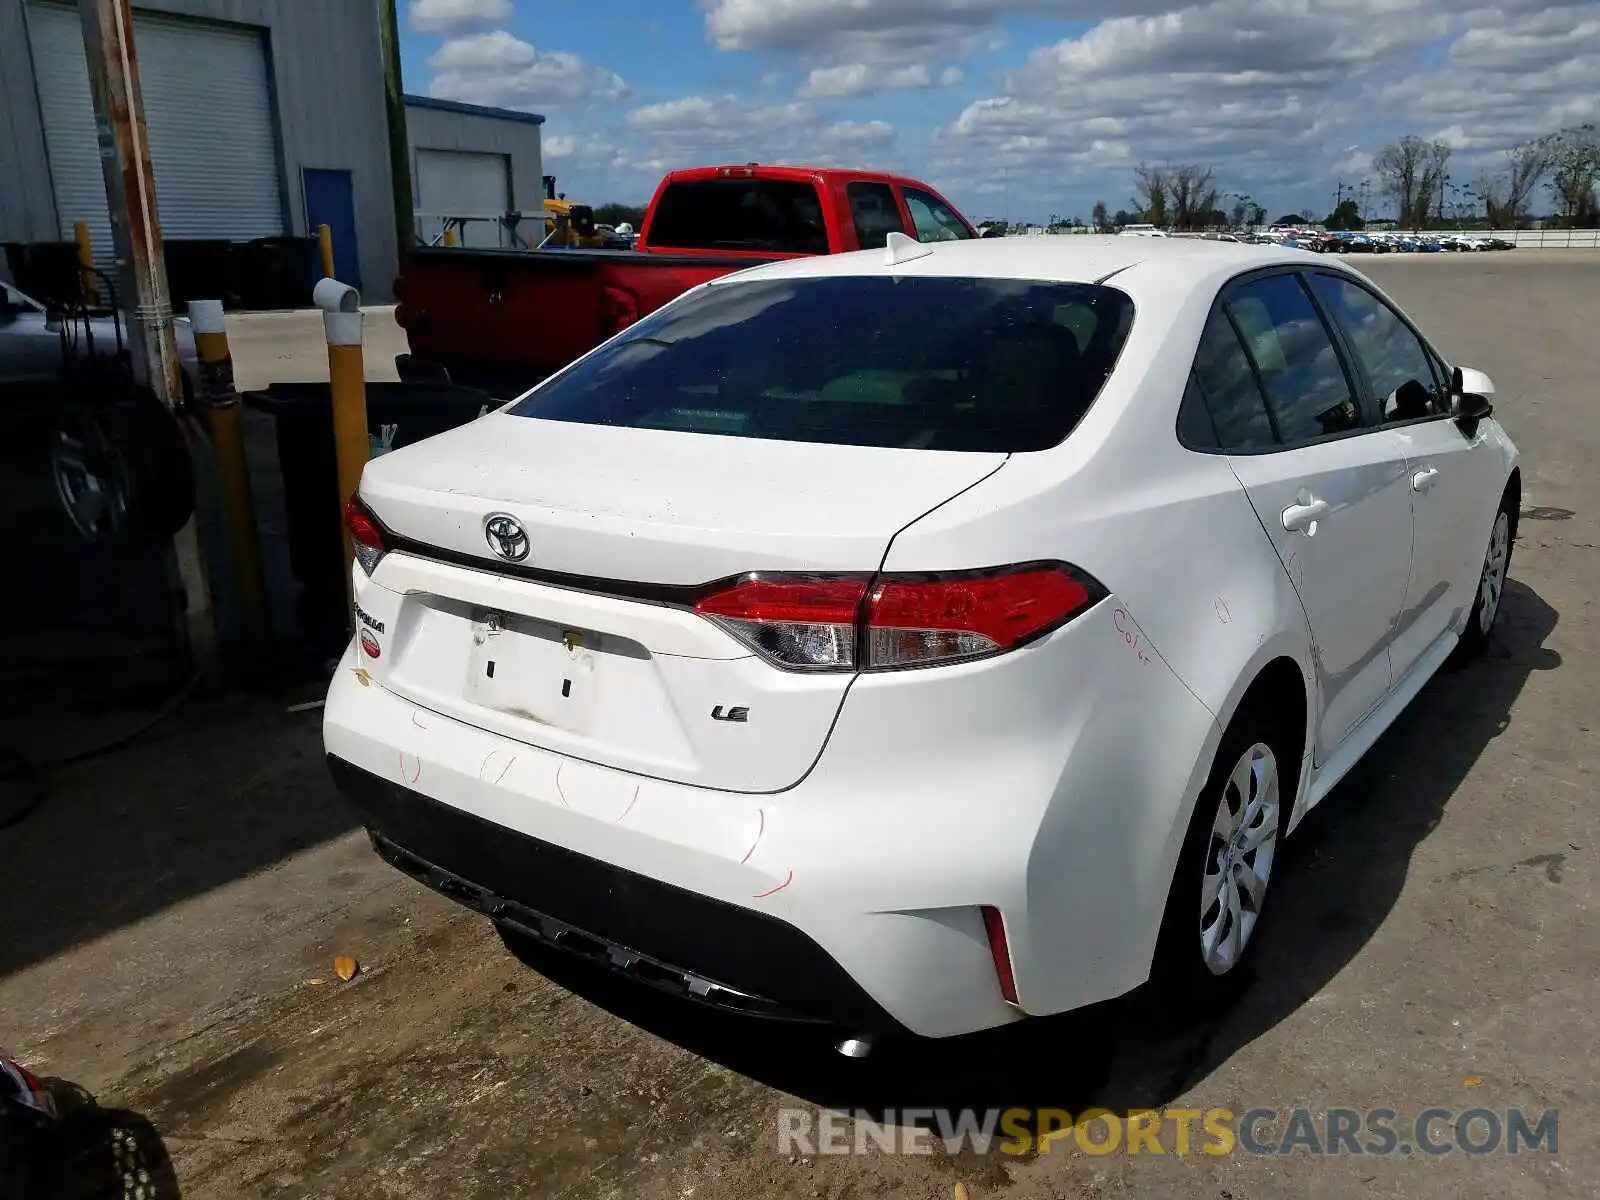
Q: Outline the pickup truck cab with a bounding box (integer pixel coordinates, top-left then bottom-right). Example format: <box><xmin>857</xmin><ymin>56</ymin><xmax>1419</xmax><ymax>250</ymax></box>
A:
<box><xmin>394</xmin><ymin>164</ymin><xmax>976</xmax><ymax>398</ymax></box>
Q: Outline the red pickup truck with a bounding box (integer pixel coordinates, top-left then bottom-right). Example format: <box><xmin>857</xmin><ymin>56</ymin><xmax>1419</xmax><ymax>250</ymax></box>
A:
<box><xmin>392</xmin><ymin>164</ymin><xmax>978</xmax><ymax>398</ymax></box>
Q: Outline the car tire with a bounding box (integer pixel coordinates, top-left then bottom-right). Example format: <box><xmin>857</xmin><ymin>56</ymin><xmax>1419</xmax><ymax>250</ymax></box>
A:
<box><xmin>1150</xmin><ymin>701</ymin><xmax>1297</xmax><ymax>1013</ymax></box>
<box><xmin>1454</xmin><ymin>493</ymin><xmax>1516</xmax><ymax>661</ymax></box>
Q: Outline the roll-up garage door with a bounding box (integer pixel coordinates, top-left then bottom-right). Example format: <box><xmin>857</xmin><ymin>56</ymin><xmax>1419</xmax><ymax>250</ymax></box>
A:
<box><xmin>415</xmin><ymin>149</ymin><xmax>511</xmax><ymax>248</ymax></box>
<box><xmin>27</xmin><ymin>2</ymin><xmax>284</xmax><ymax>266</ymax></box>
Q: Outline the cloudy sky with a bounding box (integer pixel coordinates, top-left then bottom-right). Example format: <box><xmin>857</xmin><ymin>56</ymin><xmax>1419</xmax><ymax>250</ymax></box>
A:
<box><xmin>401</xmin><ymin>0</ymin><xmax>1599</xmax><ymax>222</ymax></box>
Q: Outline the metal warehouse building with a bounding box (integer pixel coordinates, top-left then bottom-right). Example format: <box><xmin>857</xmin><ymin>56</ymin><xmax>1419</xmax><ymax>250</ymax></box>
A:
<box><xmin>0</xmin><ymin>0</ymin><xmax>542</xmax><ymax>300</ymax></box>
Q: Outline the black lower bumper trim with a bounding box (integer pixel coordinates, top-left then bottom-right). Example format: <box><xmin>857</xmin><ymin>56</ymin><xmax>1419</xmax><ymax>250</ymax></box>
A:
<box><xmin>327</xmin><ymin>756</ymin><xmax>898</xmax><ymax>1031</ymax></box>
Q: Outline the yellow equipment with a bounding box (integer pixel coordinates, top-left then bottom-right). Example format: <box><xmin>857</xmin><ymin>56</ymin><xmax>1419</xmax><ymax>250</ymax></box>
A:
<box><xmin>541</xmin><ymin>176</ymin><xmax>608</xmax><ymax>248</ymax></box>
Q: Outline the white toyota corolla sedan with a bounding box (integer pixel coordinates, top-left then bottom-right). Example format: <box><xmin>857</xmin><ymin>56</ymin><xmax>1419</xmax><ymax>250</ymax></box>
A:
<box><xmin>324</xmin><ymin>235</ymin><xmax>1518</xmax><ymax>1043</ymax></box>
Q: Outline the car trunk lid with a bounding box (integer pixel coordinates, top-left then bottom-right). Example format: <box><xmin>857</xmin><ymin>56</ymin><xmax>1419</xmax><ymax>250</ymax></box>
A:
<box><xmin>357</xmin><ymin>413</ymin><xmax>1005</xmax><ymax>792</ymax></box>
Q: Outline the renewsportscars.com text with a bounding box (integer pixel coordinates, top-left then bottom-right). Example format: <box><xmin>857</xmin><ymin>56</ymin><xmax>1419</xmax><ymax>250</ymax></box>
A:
<box><xmin>777</xmin><ymin>1106</ymin><xmax>1558</xmax><ymax>1158</ymax></box>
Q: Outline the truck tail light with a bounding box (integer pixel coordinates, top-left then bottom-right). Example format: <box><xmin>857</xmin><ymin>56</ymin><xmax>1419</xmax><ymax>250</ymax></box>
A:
<box><xmin>600</xmin><ymin>284</ymin><xmax>640</xmax><ymax>336</ymax></box>
<box><xmin>344</xmin><ymin>495</ymin><xmax>387</xmax><ymax>576</ymax></box>
<box><xmin>693</xmin><ymin>562</ymin><xmax>1104</xmax><ymax>672</ymax></box>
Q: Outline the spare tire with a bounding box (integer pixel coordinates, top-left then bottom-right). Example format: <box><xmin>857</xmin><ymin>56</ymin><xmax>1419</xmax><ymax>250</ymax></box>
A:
<box><xmin>51</xmin><ymin>394</ymin><xmax>195</xmax><ymax>543</ymax></box>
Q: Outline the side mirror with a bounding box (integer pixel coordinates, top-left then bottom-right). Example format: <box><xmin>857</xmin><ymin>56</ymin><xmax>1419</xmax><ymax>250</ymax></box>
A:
<box><xmin>1451</xmin><ymin>365</ymin><xmax>1495</xmax><ymax>433</ymax></box>
<box><xmin>1453</xmin><ymin>365</ymin><xmax>1495</xmax><ymax>398</ymax></box>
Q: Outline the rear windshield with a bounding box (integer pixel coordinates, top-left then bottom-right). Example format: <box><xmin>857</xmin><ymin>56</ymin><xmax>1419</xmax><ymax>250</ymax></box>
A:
<box><xmin>509</xmin><ymin>276</ymin><xmax>1135</xmax><ymax>452</ymax></box>
<box><xmin>645</xmin><ymin>180</ymin><xmax>829</xmax><ymax>254</ymax></box>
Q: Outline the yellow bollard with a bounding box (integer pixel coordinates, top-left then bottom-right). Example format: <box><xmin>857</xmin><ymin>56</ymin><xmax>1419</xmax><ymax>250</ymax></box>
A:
<box><xmin>318</xmin><ymin>223</ymin><xmax>336</xmax><ymax>278</ymax></box>
<box><xmin>189</xmin><ymin>300</ymin><xmax>271</xmax><ymax>650</ymax></box>
<box><xmin>73</xmin><ymin>221</ymin><xmax>100</xmax><ymax>307</ymax></box>
<box><xmin>442</xmin><ymin>224</ymin><xmax>458</xmax><ymax>247</ymax></box>
<box><xmin>313</xmin><ymin>278</ymin><xmax>369</xmax><ymax>613</ymax></box>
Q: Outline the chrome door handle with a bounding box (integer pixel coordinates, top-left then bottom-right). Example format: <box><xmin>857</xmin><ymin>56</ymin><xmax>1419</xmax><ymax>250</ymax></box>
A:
<box><xmin>1281</xmin><ymin>498</ymin><xmax>1330</xmax><ymax>532</ymax></box>
<box><xmin>1412</xmin><ymin>466</ymin><xmax>1440</xmax><ymax>492</ymax></box>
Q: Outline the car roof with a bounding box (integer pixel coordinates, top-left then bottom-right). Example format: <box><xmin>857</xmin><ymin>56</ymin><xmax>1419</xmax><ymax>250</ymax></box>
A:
<box><xmin>715</xmin><ymin>235</ymin><xmax>1327</xmax><ymax>300</ymax></box>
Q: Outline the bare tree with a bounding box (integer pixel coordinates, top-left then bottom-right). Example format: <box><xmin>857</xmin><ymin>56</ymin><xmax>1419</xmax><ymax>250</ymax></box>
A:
<box><xmin>1549</xmin><ymin>124</ymin><xmax>1600</xmax><ymax>225</ymax></box>
<box><xmin>1375</xmin><ymin>135</ymin><xmax>1452</xmax><ymax>228</ymax></box>
<box><xmin>1487</xmin><ymin>137</ymin><xmax>1556</xmax><ymax>227</ymax></box>
<box><xmin>1133</xmin><ymin>162</ymin><xmax>1170</xmax><ymax>227</ymax></box>
<box><xmin>1416</xmin><ymin>140</ymin><xmax>1452</xmax><ymax>229</ymax></box>
<box><xmin>1091</xmin><ymin>199</ymin><xmax>1109</xmax><ymax>231</ymax></box>
<box><xmin>1168</xmin><ymin>164</ymin><xmax>1219</xmax><ymax>230</ymax></box>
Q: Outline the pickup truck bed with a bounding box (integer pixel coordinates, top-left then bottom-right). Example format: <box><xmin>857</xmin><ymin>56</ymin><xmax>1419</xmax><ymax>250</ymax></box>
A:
<box><xmin>394</xmin><ymin>244</ymin><xmax>779</xmax><ymax>398</ymax></box>
<box><xmin>394</xmin><ymin>164</ymin><xmax>977</xmax><ymax>399</ymax></box>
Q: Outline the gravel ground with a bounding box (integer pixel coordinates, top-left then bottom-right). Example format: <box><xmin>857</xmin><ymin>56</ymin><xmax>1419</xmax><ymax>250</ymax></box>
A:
<box><xmin>0</xmin><ymin>251</ymin><xmax>1594</xmax><ymax>1199</ymax></box>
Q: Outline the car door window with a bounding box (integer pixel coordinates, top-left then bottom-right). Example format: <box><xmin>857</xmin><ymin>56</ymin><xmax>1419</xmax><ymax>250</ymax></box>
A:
<box><xmin>1309</xmin><ymin>273</ymin><xmax>1450</xmax><ymax>422</ymax></box>
<box><xmin>1224</xmin><ymin>274</ymin><xmax>1361</xmax><ymax>445</ymax></box>
<box><xmin>847</xmin><ymin>182</ymin><xmax>906</xmax><ymax>250</ymax></box>
<box><xmin>1187</xmin><ymin>308</ymin><xmax>1277</xmax><ymax>451</ymax></box>
<box><xmin>902</xmin><ymin>187</ymin><xmax>973</xmax><ymax>242</ymax></box>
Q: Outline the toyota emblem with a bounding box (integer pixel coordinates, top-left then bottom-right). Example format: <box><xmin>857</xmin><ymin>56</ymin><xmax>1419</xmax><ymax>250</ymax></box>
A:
<box><xmin>483</xmin><ymin>513</ymin><xmax>530</xmax><ymax>562</ymax></box>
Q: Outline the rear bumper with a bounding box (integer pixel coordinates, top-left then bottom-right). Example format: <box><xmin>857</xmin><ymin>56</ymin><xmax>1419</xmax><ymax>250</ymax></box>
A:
<box><xmin>328</xmin><ymin>755</ymin><xmax>899</xmax><ymax>1030</ymax></box>
<box><xmin>323</xmin><ymin>581</ymin><xmax>1221</xmax><ymax>1037</ymax></box>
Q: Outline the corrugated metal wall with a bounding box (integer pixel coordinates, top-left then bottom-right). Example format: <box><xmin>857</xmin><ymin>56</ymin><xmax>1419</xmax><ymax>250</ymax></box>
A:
<box><xmin>405</xmin><ymin>101</ymin><xmax>544</xmax><ymax>220</ymax></box>
<box><xmin>0</xmin><ymin>0</ymin><xmax>61</xmax><ymax>249</ymax></box>
<box><xmin>0</xmin><ymin>0</ymin><xmax>399</xmax><ymax>299</ymax></box>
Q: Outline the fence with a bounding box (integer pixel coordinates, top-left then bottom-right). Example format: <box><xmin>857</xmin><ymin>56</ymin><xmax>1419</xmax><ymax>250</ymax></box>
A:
<box><xmin>1463</xmin><ymin>228</ymin><xmax>1600</xmax><ymax>249</ymax></box>
<box><xmin>1014</xmin><ymin>227</ymin><xmax>1600</xmax><ymax>248</ymax></box>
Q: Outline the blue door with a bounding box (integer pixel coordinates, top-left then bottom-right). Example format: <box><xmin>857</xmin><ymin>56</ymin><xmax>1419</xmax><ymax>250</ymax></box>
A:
<box><xmin>303</xmin><ymin>168</ymin><xmax>361</xmax><ymax>289</ymax></box>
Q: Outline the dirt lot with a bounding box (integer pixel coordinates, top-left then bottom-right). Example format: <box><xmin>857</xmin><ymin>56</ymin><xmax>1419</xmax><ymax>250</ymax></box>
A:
<box><xmin>1</xmin><ymin>251</ymin><xmax>1595</xmax><ymax>1199</ymax></box>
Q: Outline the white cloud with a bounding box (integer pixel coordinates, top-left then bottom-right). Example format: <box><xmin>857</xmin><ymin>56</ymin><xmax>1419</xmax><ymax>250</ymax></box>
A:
<box><xmin>618</xmin><ymin>95</ymin><xmax>898</xmax><ymax>174</ymax></box>
<box><xmin>522</xmin><ymin>0</ymin><xmax>1600</xmax><ymax>220</ymax></box>
<box><xmin>797</xmin><ymin>61</ymin><xmax>967</xmax><ymax>98</ymax></box>
<box><xmin>701</xmin><ymin>1</ymin><xmax>1155</xmax><ymax>52</ymax></box>
<box><xmin>929</xmin><ymin>0</ymin><xmax>1600</xmax><ymax>219</ymax></box>
<box><xmin>427</xmin><ymin>32</ymin><xmax>628</xmax><ymax>109</ymax></box>
<box><xmin>408</xmin><ymin>0</ymin><xmax>512</xmax><ymax>34</ymax></box>
<box><xmin>701</xmin><ymin>0</ymin><xmax>1100</xmax><ymax>76</ymax></box>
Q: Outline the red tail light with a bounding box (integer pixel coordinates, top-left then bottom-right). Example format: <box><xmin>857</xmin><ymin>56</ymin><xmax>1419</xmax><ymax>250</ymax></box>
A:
<box><xmin>981</xmin><ymin>906</ymin><xmax>1019</xmax><ymax>1005</ymax></box>
<box><xmin>343</xmin><ymin>495</ymin><xmax>387</xmax><ymax>576</ymax></box>
<box><xmin>694</xmin><ymin>575</ymin><xmax>868</xmax><ymax>670</ymax></box>
<box><xmin>693</xmin><ymin>562</ymin><xmax>1103</xmax><ymax>672</ymax></box>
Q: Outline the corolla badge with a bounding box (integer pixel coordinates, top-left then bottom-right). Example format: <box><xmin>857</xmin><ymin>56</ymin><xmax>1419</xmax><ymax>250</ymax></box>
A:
<box><xmin>483</xmin><ymin>513</ymin><xmax>530</xmax><ymax>562</ymax></box>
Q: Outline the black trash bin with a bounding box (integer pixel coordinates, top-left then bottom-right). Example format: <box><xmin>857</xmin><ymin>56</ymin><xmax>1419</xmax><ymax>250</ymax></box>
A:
<box><xmin>164</xmin><ymin>239</ymin><xmax>236</xmax><ymax>307</ymax></box>
<box><xmin>245</xmin><ymin>381</ymin><xmax>497</xmax><ymax>661</ymax></box>
<box><xmin>4</xmin><ymin>241</ymin><xmax>82</xmax><ymax>305</ymax></box>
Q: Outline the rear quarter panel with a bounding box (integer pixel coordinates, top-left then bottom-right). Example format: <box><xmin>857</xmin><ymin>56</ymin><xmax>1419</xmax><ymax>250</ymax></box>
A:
<box><xmin>875</xmin><ymin>268</ymin><xmax>1320</xmax><ymax>994</ymax></box>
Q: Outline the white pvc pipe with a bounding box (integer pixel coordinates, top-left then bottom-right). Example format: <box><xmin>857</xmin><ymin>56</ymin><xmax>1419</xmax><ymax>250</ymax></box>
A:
<box><xmin>188</xmin><ymin>298</ymin><xmax>225</xmax><ymax>334</ymax></box>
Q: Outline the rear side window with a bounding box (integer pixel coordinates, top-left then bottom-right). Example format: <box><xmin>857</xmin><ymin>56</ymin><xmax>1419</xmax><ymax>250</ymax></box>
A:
<box><xmin>645</xmin><ymin>180</ymin><xmax>828</xmax><ymax>254</ymax></box>
<box><xmin>847</xmin><ymin>182</ymin><xmax>906</xmax><ymax>250</ymax></box>
<box><xmin>1224</xmin><ymin>274</ymin><xmax>1360</xmax><ymax>444</ymax></box>
<box><xmin>510</xmin><ymin>276</ymin><xmax>1135</xmax><ymax>453</ymax></box>
<box><xmin>903</xmin><ymin>187</ymin><xmax>973</xmax><ymax>242</ymax></box>
<box><xmin>1187</xmin><ymin>309</ymin><xmax>1276</xmax><ymax>451</ymax></box>
<box><xmin>1309</xmin><ymin>273</ymin><xmax>1449</xmax><ymax>421</ymax></box>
